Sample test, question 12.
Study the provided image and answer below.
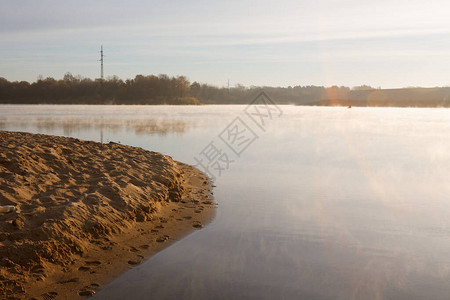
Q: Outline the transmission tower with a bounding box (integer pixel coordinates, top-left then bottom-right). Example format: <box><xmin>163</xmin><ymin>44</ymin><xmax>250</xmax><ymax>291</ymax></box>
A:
<box><xmin>99</xmin><ymin>45</ymin><xmax>104</xmax><ymax>80</ymax></box>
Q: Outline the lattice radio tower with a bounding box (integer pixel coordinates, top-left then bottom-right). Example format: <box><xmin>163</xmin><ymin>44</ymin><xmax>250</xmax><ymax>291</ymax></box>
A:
<box><xmin>99</xmin><ymin>45</ymin><xmax>104</xmax><ymax>80</ymax></box>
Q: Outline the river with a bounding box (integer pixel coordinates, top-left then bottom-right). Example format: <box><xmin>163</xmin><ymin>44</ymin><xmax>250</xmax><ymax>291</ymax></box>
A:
<box><xmin>1</xmin><ymin>104</ymin><xmax>450</xmax><ymax>299</ymax></box>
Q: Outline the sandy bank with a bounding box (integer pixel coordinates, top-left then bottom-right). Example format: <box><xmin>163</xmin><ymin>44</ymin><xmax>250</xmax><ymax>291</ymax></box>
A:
<box><xmin>0</xmin><ymin>131</ymin><xmax>215</xmax><ymax>299</ymax></box>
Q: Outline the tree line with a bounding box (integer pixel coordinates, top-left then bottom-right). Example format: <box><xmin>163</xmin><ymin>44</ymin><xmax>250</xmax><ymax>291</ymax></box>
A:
<box><xmin>0</xmin><ymin>73</ymin><xmax>198</xmax><ymax>105</ymax></box>
<box><xmin>1</xmin><ymin>73</ymin><xmax>449</xmax><ymax>107</ymax></box>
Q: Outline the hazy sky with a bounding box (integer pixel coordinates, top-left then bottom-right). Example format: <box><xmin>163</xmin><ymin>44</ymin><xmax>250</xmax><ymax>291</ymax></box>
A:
<box><xmin>1</xmin><ymin>0</ymin><xmax>450</xmax><ymax>88</ymax></box>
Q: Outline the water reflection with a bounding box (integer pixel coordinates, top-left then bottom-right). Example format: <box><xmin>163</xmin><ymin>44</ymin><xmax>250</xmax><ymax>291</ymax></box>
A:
<box><xmin>0</xmin><ymin>117</ymin><xmax>188</xmax><ymax>137</ymax></box>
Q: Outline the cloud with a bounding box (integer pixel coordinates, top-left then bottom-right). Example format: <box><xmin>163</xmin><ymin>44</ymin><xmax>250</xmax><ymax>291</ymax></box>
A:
<box><xmin>1</xmin><ymin>0</ymin><xmax>450</xmax><ymax>86</ymax></box>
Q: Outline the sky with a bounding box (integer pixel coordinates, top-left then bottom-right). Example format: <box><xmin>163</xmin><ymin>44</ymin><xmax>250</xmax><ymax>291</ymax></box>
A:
<box><xmin>1</xmin><ymin>0</ymin><xmax>450</xmax><ymax>88</ymax></box>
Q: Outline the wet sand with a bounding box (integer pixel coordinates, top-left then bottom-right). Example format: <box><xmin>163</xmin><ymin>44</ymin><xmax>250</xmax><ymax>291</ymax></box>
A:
<box><xmin>0</xmin><ymin>131</ymin><xmax>215</xmax><ymax>299</ymax></box>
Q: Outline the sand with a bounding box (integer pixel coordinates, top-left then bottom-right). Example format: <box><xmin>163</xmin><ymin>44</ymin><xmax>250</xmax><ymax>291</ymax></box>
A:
<box><xmin>0</xmin><ymin>131</ymin><xmax>216</xmax><ymax>299</ymax></box>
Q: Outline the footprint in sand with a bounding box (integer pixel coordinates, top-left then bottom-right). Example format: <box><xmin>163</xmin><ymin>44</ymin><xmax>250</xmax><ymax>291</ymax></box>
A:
<box><xmin>78</xmin><ymin>290</ymin><xmax>96</xmax><ymax>297</ymax></box>
<box><xmin>58</xmin><ymin>277</ymin><xmax>79</xmax><ymax>284</ymax></box>
<box><xmin>128</xmin><ymin>259</ymin><xmax>141</xmax><ymax>265</ymax></box>
<box><xmin>156</xmin><ymin>235</ymin><xmax>170</xmax><ymax>243</ymax></box>
<box><xmin>192</xmin><ymin>221</ymin><xmax>204</xmax><ymax>229</ymax></box>
<box><xmin>41</xmin><ymin>291</ymin><xmax>58</xmax><ymax>300</ymax></box>
<box><xmin>85</xmin><ymin>260</ymin><xmax>101</xmax><ymax>266</ymax></box>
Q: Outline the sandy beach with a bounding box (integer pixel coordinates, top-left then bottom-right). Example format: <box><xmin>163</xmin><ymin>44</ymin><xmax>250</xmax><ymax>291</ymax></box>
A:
<box><xmin>0</xmin><ymin>131</ymin><xmax>215</xmax><ymax>299</ymax></box>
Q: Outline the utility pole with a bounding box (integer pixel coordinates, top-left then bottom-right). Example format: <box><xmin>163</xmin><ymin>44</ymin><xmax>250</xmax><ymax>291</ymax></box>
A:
<box><xmin>227</xmin><ymin>79</ymin><xmax>230</xmax><ymax>95</ymax></box>
<box><xmin>99</xmin><ymin>45</ymin><xmax>104</xmax><ymax>80</ymax></box>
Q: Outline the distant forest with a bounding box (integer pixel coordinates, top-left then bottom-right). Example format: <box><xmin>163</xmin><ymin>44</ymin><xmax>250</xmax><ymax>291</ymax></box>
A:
<box><xmin>1</xmin><ymin>73</ymin><xmax>450</xmax><ymax>107</ymax></box>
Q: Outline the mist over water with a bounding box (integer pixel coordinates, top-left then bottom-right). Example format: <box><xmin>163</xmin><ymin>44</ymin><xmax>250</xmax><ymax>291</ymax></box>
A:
<box><xmin>2</xmin><ymin>105</ymin><xmax>450</xmax><ymax>299</ymax></box>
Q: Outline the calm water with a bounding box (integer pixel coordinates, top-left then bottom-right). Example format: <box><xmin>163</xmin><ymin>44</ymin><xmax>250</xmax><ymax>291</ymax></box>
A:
<box><xmin>2</xmin><ymin>105</ymin><xmax>450</xmax><ymax>299</ymax></box>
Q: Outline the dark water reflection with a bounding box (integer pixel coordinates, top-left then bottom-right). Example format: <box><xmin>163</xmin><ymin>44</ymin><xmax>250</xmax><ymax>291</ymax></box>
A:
<box><xmin>0</xmin><ymin>117</ymin><xmax>187</xmax><ymax>137</ymax></box>
<box><xmin>2</xmin><ymin>105</ymin><xmax>450</xmax><ymax>299</ymax></box>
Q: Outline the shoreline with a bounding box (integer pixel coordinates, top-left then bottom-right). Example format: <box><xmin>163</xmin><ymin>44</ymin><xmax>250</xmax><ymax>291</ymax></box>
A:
<box><xmin>0</xmin><ymin>131</ymin><xmax>216</xmax><ymax>299</ymax></box>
